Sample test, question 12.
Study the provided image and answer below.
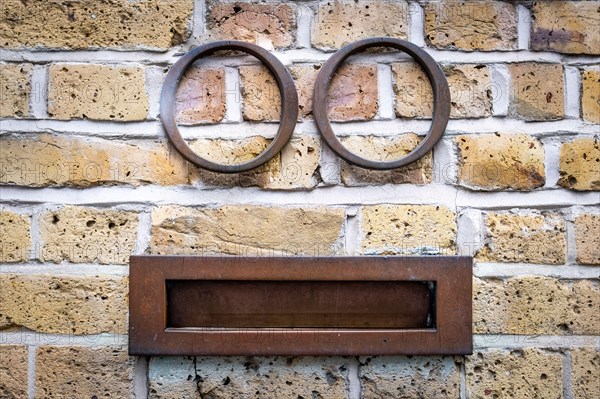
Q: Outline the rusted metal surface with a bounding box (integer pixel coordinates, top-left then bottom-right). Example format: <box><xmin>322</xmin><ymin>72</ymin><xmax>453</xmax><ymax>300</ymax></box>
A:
<box><xmin>161</xmin><ymin>41</ymin><xmax>299</xmax><ymax>173</ymax></box>
<box><xmin>167</xmin><ymin>280</ymin><xmax>432</xmax><ymax>329</ymax></box>
<box><xmin>129</xmin><ymin>256</ymin><xmax>472</xmax><ymax>356</ymax></box>
<box><xmin>313</xmin><ymin>37</ymin><xmax>451</xmax><ymax>170</ymax></box>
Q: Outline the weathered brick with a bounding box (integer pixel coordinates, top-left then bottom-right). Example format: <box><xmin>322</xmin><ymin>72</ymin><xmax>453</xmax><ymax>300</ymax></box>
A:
<box><xmin>206</xmin><ymin>2</ymin><xmax>296</xmax><ymax>49</ymax></box>
<box><xmin>425</xmin><ymin>1</ymin><xmax>517</xmax><ymax>51</ymax></box>
<box><xmin>312</xmin><ymin>0</ymin><xmax>408</xmax><ymax>50</ymax></box>
<box><xmin>48</xmin><ymin>64</ymin><xmax>148</xmax><ymax>121</ymax></box>
<box><xmin>360</xmin><ymin>356</ymin><xmax>461</xmax><ymax>398</ymax></box>
<box><xmin>0</xmin><ymin>274</ymin><xmax>127</xmax><ymax>334</ymax></box>
<box><xmin>473</xmin><ymin>276</ymin><xmax>599</xmax><ymax>335</ymax></box>
<box><xmin>148</xmin><ymin>357</ymin><xmax>198</xmax><ymax>399</ymax></box>
<box><xmin>241</xmin><ymin>63</ymin><xmax>377</xmax><ymax>122</ymax></box>
<box><xmin>194</xmin><ymin>356</ymin><xmax>348</xmax><ymax>399</ymax></box>
<box><xmin>0</xmin><ymin>345</ymin><xmax>27</xmax><ymax>399</ymax></box>
<box><xmin>0</xmin><ymin>0</ymin><xmax>193</xmax><ymax>50</ymax></box>
<box><xmin>0</xmin><ymin>134</ymin><xmax>189</xmax><ymax>187</ymax></box>
<box><xmin>239</xmin><ymin>65</ymin><xmax>281</xmax><ymax>122</ymax></box>
<box><xmin>582</xmin><ymin>69</ymin><xmax>600</xmax><ymax>123</ymax></box>
<box><xmin>509</xmin><ymin>63</ymin><xmax>565</xmax><ymax>121</ymax></box>
<box><xmin>466</xmin><ymin>349</ymin><xmax>563</xmax><ymax>399</ymax></box>
<box><xmin>456</xmin><ymin>134</ymin><xmax>545</xmax><ymax>191</ymax></box>
<box><xmin>36</xmin><ymin>346</ymin><xmax>133</xmax><ymax>398</ymax></box>
<box><xmin>392</xmin><ymin>63</ymin><xmax>493</xmax><ymax>119</ymax></box>
<box><xmin>478</xmin><ymin>212</ymin><xmax>566</xmax><ymax>264</ymax></box>
<box><xmin>0</xmin><ymin>210</ymin><xmax>30</xmax><ymax>263</ymax></box>
<box><xmin>571</xmin><ymin>348</ymin><xmax>600</xmax><ymax>399</ymax></box>
<box><xmin>151</xmin><ymin>205</ymin><xmax>345</xmax><ymax>256</ymax></box>
<box><xmin>558</xmin><ymin>137</ymin><xmax>600</xmax><ymax>191</ymax></box>
<box><xmin>175</xmin><ymin>67</ymin><xmax>225</xmax><ymax>125</ymax></box>
<box><xmin>189</xmin><ymin>136</ymin><xmax>320</xmax><ymax>189</ymax></box>
<box><xmin>327</xmin><ymin>64</ymin><xmax>378</xmax><ymax>121</ymax></box>
<box><xmin>340</xmin><ymin>134</ymin><xmax>432</xmax><ymax>186</ymax></box>
<box><xmin>40</xmin><ymin>206</ymin><xmax>139</xmax><ymax>264</ymax></box>
<box><xmin>361</xmin><ymin>205</ymin><xmax>457</xmax><ymax>255</ymax></box>
<box><xmin>531</xmin><ymin>1</ymin><xmax>600</xmax><ymax>55</ymax></box>
<box><xmin>289</xmin><ymin>64</ymin><xmax>321</xmax><ymax>119</ymax></box>
<box><xmin>0</xmin><ymin>63</ymin><xmax>31</xmax><ymax>118</ymax></box>
<box><xmin>575</xmin><ymin>214</ymin><xmax>600</xmax><ymax>265</ymax></box>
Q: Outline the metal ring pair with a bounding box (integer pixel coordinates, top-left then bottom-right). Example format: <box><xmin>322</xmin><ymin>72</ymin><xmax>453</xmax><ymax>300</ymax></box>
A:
<box><xmin>161</xmin><ymin>38</ymin><xmax>450</xmax><ymax>173</ymax></box>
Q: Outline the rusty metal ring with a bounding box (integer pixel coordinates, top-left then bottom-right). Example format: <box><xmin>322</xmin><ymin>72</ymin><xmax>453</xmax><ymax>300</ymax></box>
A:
<box><xmin>161</xmin><ymin>41</ymin><xmax>299</xmax><ymax>173</ymax></box>
<box><xmin>313</xmin><ymin>37</ymin><xmax>451</xmax><ymax>170</ymax></box>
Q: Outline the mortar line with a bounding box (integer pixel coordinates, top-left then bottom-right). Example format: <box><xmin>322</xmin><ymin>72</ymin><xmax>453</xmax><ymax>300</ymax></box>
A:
<box><xmin>27</xmin><ymin>345</ymin><xmax>36</xmax><ymax>399</ymax></box>
<box><xmin>563</xmin><ymin>351</ymin><xmax>574</xmax><ymax>399</ymax></box>
<box><xmin>517</xmin><ymin>4</ymin><xmax>531</xmax><ymax>51</ymax></box>
<box><xmin>224</xmin><ymin>67</ymin><xmax>242</xmax><ymax>122</ymax></box>
<box><xmin>474</xmin><ymin>263</ymin><xmax>600</xmax><ymax>279</ymax></box>
<box><xmin>0</xmin><ymin>331</ymin><xmax>128</xmax><ymax>346</ymax></box>
<box><xmin>344</xmin><ymin>206</ymin><xmax>360</xmax><ymax>256</ymax></box>
<box><xmin>489</xmin><ymin>64</ymin><xmax>510</xmax><ymax>117</ymax></box>
<box><xmin>4</xmin><ymin>117</ymin><xmax>600</xmax><ymax>138</ymax></box>
<box><xmin>376</xmin><ymin>63</ymin><xmax>394</xmax><ymax>120</ymax></box>
<box><xmin>459</xmin><ymin>357</ymin><xmax>467</xmax><ymax>399</ymax></box>
<box><xmin>347</xmin><ymin>357</ymin><xmax>361</xmax><ymax>399</ymax></box>
<box><xmin>564</xmin><ymin>66</ymin><xmax>581</xmax><ymax>119</ymax></box>
<box><xmin>2</xmin><ymin>47</ymin><xmax>600</xmax><ymax>66</ymax></box>
<box><xmin>541</xmin><ymin>137</ymin><xmax>561</xmax><ymax>189</ymax></box>
<box><xmin>29</xmin><ymin>64</ymin><xmax>48</xmax><ymax>119</ymax></box>
<box><xmin>408</xmin><ymin>1</ymin><xmax>425</xmax><ymax>47</ymax></box>
<box><xmin>565</xmin><ymin>213</ymin><xmax>578</xmax><ymax>266</ymax></box>
<box><xmin>133</xmin><ymin>356</ymin><xmax>149</xmax><ymax>399</ymax></box>
<box><xmin>192</xmin><ymin>0</ymin><xmax>206</xmax><ymax>41</ymax></box>
<box><xmin>296</xmin><ymin>4</ymin><xmax>313</xmax><ymax>49</ymax></box>
<box><xmin>473</xmin><ymin>335</ymin><xmax>600</xmax><ymax>350</ymax></box>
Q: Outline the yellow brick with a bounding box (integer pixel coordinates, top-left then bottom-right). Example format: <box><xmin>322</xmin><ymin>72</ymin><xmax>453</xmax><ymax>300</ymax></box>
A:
<box><xmin>360</xmin><ymin>356</ymin><xmax>460</xmax><ymax>398</ymax></box>
<box><xmin>0</xmin><ymin>63</ymin><xmax>31</xmax><ymax>118</ymax></box>
<box><xmin>456</xmin><ymin>134</ymin><xmax>545</xmax><ymax>190</ymax></box>
<box><xmin>240</xmin><ymin>63</ymin><xmax>378</xmax><ymax>122</ymax></box>
<box><xmin>175</xmin><ymin>67</ymin><xmax>226</xmax><ymax>124</ymax></box>
<box><xmin>478</xmin><ymin>212</ymin><xmax>566</xmax><ymax>264</ymax></box>
<box><xmin>0</xmin><ymin>345</ymin><xmax>28</xmax><ymax>399</ymax></box>
<box><xmin>340</xmin><ymin>134</ymin><xmax>432</xmax><ymax>186</ymax></box>
<box><xmin>0</xmin><ymin>0</ymin><xmax>193</xmax><ymax>50</ymax></box>
<box><xmin>312</xmin><ymin>0</ymin><xmax>408</xmax><ymax>50</ymax></box>
<box><xmin>36</xmin><ymin>346</ymin><xmax>133</xmax><ymax>398</ymax></box>
<box><xmin>425</xmin><ymin>1</ymin><xmax>517</xmax><ymax>51</ymax></box>
<box><xmin>509</xmin><ymin>63</ymin><xmax>565</xmax><ymax>121</ymax></box>
<box><xmin>575</xmin><ymin>214</ymin><xmax>600</xmax><ymax>265</ymax></box>
<box><xmin>473</xmin><ymin>277</ymin><xmax>599</xmax><ymax>335</ymax></box>
<box><xmin>531</xmin><ymin>1</ymin><xmax>600</xmax><ymax>55</ymax></box>
<box><xmin>582</xmin><ymin>69</ymin><xmax>600</xmax><ymax>123</ymax></box>
<box><xmin>206</xmin><ymin>2</ymin><xmax>296</xmax><ymax>49</ymax></box>
<box><xmin>466</xmin><ymin>349</ymin><xmax>563</xmax><ymax>398</ymax></box>
<box><xmin>150</xmin><ymin>205</ymin><xmax>345</xmax><ymax>256</ymax></box>
<box><xmin>361</xmin><ymin>205</ymin><xmax>457</xmax><ymax>255</ymax></box>
<box><xmin>558</xmin><ymin>137</ymin><xmax>600</xmax><ymax>191</ymax></box>
<box><xmin>0</xmin><ymin>274</ymin><xmax>128</xmax><ymax>334</ymax></box>
<box><xmin>192</xmin><ymin>357</ymin><xmax>348</xmax><ymax>399</ymax></box>
<box><xmin>0</xmin><ymin>134</ymin><xmax>189</xmax><ymax>187</ymax></box>
<box><xmin>0</xmin><ymin>211</ymin><xmax>30</xmax><ymax>263</ymax></box>
<box><xmin>40</xmin><ymin>206</ymin><xmax>139</xmax><ymax>264</ymax></box>
<box><xmin>189</xmin><ymin>136</ymin><xmax>320</xmax><ymax>190</ymax></box>
<box><xmin>571</xmin><ymin>348</ymin><xmax>600</xmax><ymax>399</ymax></box>
<box><xmin>48</xmin><ymin>64</ymin><xmax>148</xmax><ymax>121</ymax></box>
<box><xmin>392</xmin><ymin>63</ymin><xmax>493</xmax><ymax>118</ymax></box>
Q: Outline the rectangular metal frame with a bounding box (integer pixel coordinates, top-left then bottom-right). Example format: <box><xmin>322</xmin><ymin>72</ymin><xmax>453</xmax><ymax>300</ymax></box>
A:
<box><xmin>129</xmin><ymin>255</ymin><xmax>472</xmax><ymax>356</ymax></box>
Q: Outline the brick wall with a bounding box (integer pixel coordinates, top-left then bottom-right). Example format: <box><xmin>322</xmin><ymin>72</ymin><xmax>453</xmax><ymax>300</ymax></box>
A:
<box><xmin>0</xmin><ymin>1</ymin><xmax>598</xmax><ymax>398</ymax></box>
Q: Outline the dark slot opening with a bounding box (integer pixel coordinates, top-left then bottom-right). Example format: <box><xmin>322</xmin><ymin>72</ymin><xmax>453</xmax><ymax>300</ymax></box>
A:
<box><xmin>166</xmin><ymin>280</ymin><xmax>435</xmax><ymax>329</ymax></box>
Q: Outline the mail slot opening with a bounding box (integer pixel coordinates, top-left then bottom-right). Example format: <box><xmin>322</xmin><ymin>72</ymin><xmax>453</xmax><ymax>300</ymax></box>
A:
<box><xmin>166</xmin><ymin>280</ymin><xmax>436</xmax><ymax>329</ymax></box>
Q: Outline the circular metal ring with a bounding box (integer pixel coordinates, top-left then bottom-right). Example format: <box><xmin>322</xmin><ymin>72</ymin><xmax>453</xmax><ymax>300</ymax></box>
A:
<box><xmin>313</xmin><ymin>37</ymin><xmax>450</xmax><ymax>170</ymax></box>
<box><xmin>161</xmin><ymin>41</ymin><xmax>299</xmax><ymax>173</ymax></box>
